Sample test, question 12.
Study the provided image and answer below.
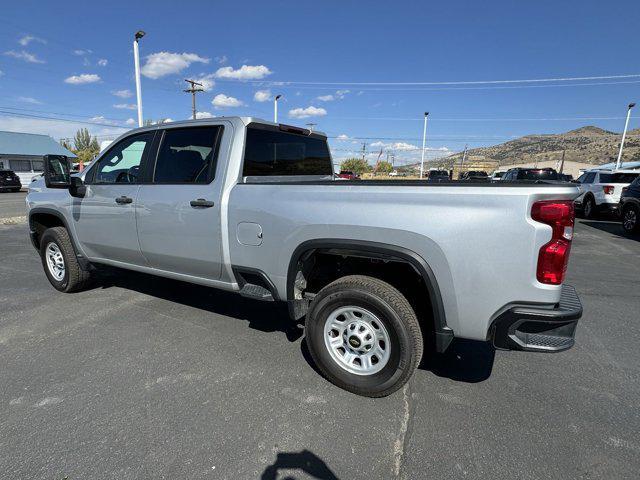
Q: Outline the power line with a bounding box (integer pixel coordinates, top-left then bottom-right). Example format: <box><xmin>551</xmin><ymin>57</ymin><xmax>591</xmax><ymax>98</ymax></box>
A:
<box><xmin>242</xmin><ymin>73</ymin><xmax>640</xmax><ymax>87</ymax></box>
<box><xmin>0</xmin><ymin>109</ymin><xmax>128</xmax><ymax>129</ymax></box>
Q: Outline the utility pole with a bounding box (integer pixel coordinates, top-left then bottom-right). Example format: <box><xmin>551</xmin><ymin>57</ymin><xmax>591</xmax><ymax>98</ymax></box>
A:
<box><xmin>419</xmin><ymin>112</ymin><xmax>429</xmax><ymax>179</ymax></box>
<box><xmin>460</xmin><ymin>144</ymin><xmax>468</xmax><ymax>167</ymax></box>
<box><xmin>184</xmin><ymin>79</ymin><xmax>205</xmax><ymax>120</ymax></box>
<box><xmin>361</xmin><ymin>142</ymin><xmax>367</xmax><ymax>162</ymax></box>
<box><xmin>616</xmin><ymin>102</ymin><xmax>636</xmax><ymax>170</ymax></box>
<box><xmin>559</xmin><ymin>149</ymin><xmax>566</xmax><ymax>174</ymax></box>
<box><xmin>133</xmin><ymin>30</ymin><xmax>145</xmax><ymax>127</ymax></box>
<box><xmin>305</xmin><ymin>122</ymin><xmax>317</xmax><ymax>132</ymax></box>
<box><xmin>274</xmin><ymin>95</ymin><xmax>282</xmax><ymax>123</ymax></box>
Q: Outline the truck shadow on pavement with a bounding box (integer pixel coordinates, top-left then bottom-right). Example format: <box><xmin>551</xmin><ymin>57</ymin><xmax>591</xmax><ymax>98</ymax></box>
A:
<box><xmin>92</xmin><ymin>267</ymin><xmax>494</xmax><ymax>384</ymax></box>
<box><xmin>419</xmin><ymin>338</ymin><xmax>495</xmax><ymax>383</ymax></box>
<box><xmin>92</xmin><ymin>267</ymin><xmax>304</xmax><ymax>342</ymax></box>
<box><xmin>261</xmin><ymin>450</ymin><xmax>340</xmax><ymax>480</ymax></box>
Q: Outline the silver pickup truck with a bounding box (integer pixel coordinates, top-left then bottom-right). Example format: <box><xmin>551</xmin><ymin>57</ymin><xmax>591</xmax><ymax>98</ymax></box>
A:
<box><xmin>27</xmin><ymin>117</ymin><xmax>582</xmax><ymax>397</ymax></box>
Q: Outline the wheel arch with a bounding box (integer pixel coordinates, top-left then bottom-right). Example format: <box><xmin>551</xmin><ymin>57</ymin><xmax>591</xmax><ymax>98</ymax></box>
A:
<box><xmin>28</xmin><ymin>207</ymin><xmax>90</xmax><ymax>270</ymax></box>
<box><xmin>286</xmin><ymin>238</ymin><xmax>453</xmax><ymax>352</ymax></box>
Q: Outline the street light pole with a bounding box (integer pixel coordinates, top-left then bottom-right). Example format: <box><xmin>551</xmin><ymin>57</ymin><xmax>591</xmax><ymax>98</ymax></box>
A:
<box><xmin>274</xmin><ymin>95</ymin><xmax>282</xmax><ymax>123</ymax></box>
<box><xmin>616</xmin><ymin>102</ymin><xmax>636</xmax><ymax>170</ymax></box>
<box><xmin>419</xmin><ymin>112</ymin><xmax>429</xmax><ymax>179</ymax></box>
<box><xmin>133</xmin><ymin>30</ymin><xmax>146</xmax><ymax>127</ymax></box>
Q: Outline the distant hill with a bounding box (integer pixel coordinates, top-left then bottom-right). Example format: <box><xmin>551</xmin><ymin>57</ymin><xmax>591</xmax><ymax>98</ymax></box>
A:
<box><xmin>436</xmin><ymin>126</ymin><xmax>640</xmax><ymax>168</ymax></box>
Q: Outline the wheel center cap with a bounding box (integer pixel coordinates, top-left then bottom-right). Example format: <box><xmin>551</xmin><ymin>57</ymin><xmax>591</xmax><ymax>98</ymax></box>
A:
<box><xmin>348</xmin><ymin>336</ymin><xmax>361</xmax><ymax>348</ymax></box>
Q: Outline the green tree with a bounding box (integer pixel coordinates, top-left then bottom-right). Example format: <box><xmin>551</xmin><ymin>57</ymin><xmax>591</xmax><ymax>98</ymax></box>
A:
<box><xmin>66</xmin><ymin>128</ymin><xmax>100</xmax><ymax>164</ymax></box>
<box><xmin>340</xmin><ymin>157</ymin><xmax>370</xmax><ymax>175</ymax></box>
<box><xmin>375</xmin><ymin>161</ymin><xmax>393</xmax><ymax>173</ymax></box>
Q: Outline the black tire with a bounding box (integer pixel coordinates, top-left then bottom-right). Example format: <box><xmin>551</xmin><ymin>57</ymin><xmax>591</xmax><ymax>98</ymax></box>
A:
<box><xmin>582</xmin><ymin>195</ymin><xmax>596</xmax><ymax>219</ymax></box>
<box><xmin>39</xmin><ymin>226</ymin><xmax>92</xmax><ymax>292</ymax></box>
<box><xmin>622</xmin><ymin>204</ymin><xmax>639</xmax><ymax>234</ymax></box>
<box><xmin>306</xmin><ymin>275</ymin><xmax>423</xmax><ymax>397</ymax></box>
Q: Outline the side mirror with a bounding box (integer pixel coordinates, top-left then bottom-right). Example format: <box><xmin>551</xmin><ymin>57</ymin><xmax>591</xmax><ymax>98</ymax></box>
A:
<box><xmin>70</xmin><ymin>176</ymin><xmax>86</xmax><ymax>198</ymax></box>
<box><xmin>44</xmin><ymin>155</ymin><xmax>71</xmax><ymax>188</ymax></box>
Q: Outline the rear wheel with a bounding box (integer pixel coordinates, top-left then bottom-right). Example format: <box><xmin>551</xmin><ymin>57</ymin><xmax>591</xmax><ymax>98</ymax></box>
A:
<box><xmin>582</xmin><ymin>196</ymin><xmax>596</xmax><ymax>219</ymax></box>
<box><xmin>39</xmin><ymin>227</ymin><xmax>92</xmax><ymax>292</ymax></box>
<box><xmin>305</xmin><ymin>275</ymin><xmax>423</xmax><ymax>397</ymax></box>
<box><xmin>622</xmin><ymin>205</ymin><xmax>639</xmax><ymax>234</ymax></box>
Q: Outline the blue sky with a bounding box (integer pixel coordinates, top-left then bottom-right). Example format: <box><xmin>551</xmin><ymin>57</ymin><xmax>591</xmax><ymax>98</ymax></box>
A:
<box><xmin>0</xmin><ymin>0</ymin><xmax>639</xmax><ymax>165</ymax></box>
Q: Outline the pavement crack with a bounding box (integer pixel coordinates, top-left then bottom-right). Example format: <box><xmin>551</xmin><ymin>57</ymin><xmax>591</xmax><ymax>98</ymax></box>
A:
<box><xmin>393</xmin><ymin>382</ymin><xmax>414</xmax><ymax>479</ymax></box>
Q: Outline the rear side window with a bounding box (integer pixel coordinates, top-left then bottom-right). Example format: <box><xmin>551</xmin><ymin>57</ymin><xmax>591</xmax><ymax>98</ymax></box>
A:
<box><xmin>598</xmin><ymin>172</ymin><xmax>639</xmax><ymax>183</ymax></box>
<box><xmin>583</xmin><ymin>172</ymin><xmax>596</xmax><ymax>184</ymax></box>
<box><xmin>154</xmin><ymin>126</ymin><xmax>223</xmax><ymax>184</ymax></box>
<box><xmin>243</xmin><ymin>126</ymin><xmax>333</xmax><ymax>177</ymax></box>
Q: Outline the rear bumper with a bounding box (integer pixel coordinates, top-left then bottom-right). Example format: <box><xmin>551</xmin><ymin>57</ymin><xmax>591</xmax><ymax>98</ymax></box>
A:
<box><xmin>490</xmin><ymin>285</ymin><xmax>582</xmax><ymax>353</ymax></box>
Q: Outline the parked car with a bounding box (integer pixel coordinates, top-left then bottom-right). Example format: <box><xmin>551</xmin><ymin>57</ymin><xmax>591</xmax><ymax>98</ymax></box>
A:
<box><xmin>459</xmin><ymin>170</ymin><xmax>489</xmax><ymax>182</ymax></box>
<box><xmin>489</xmin><ymin>171</ymin><xmax>506</xmax><ymax>182</ymax></box>
<box><xmin>501</xmin><ymin>167</ymin><xmax>560</xmax><ymax>182</ymax></box>
<box><xmin>427</xmin><ymin>170</ymin><xmax>449</xmax><ymax>182</ymax></box>
<box><xmin>27</xmin><ymin>117</ymin><xmax>582</xmax><ymax>397</ymax></box>
<box><xmin>619</xmin><ymin>176</ymin><xmax>640</xmax><ymax>233</ymax></box>
<box><xmin>574</xmin><ymin>168</ymin><xmax>640</xmax><ymax>218</ymax></box>
<box><xmin>336</xmin><ymin>170</ymin><xmax>359</xmax><ymax>180</ymax></box>
<box><xmin>0</xmin><ymin>169</ymin><xmax>22</xmax><ymax>192</ymax></box>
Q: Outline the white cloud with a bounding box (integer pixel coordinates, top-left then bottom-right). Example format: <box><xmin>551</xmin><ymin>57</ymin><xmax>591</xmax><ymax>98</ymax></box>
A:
<box><xmin>215</xmin><ymin>55</ymin><xmax>228</xmax><ymax>64</ymax></box>
<box><xmin>162</xmin><ymin>118</ymin><xmax>173</xmax><ymax>123</ymax></box>
<box><xmin>253</xmin><ymin>89</ymin><xmax>271</xmax><ymax>102</ymax></box>
<box><xmin>97</xmin><ymin>58</ymin><xmax>108</xmax><ymax>66</ymax></box>
<box><xmin>211</xmin><ymin>94</ymin><xmax>244</xmax><ymax>109</ymax></box>
<box><xmin>125</xmin><ymin>118</ymin><xmax>136</xmax><ymax>125</ymax></box>
<box><xmin>195</xmin><ymin>111</ymin><xmax>214</xmax><ymax>119</ymax></box>
<box><xmin>193</xmin><ymin>73</ymin><xmax>215</xmax><ymax>91</ymax></box>
<box><xmin>141</xmin><ymin>51</ymin><xmax>209</xmax><ymax>79</ymax></box>
<box><xmin>113</xmin><ymin>103</ymin><xmax>137</xmax><ymax>110</ymax></box>
<box><xmin>370</xmin><ymin>141</ymin><xmax>419</xmax><ymax>151</ymax></box>
<box><xmin>18</xmin><ymin>35</ymin><xmax>46</xmax><ymax>46</ymax></box>
<box><xmin>214</xmin><ymin>64</ymin><xmax>272</xmax><ymax>80</ymax></box>
<box><xmin>112</xmin><ymin>89</ymin><xmax>133</xmax><ymax>98</ymax></box>
<box><xmin>336</xmin><ymin>134</ymin><xmax>350</xmax><ymax>141</ymax></box>
<box><xmin>317</xmin><ymin>89</ymin><xmax>349</xmax><ymax>102</ymax></box>
<box><xmin>73</xmin><ymin>49</ymin><xmax>92</xmax><ymax>56</ymax></box>
<box><xmin>64</xmin><ymin>73</ymin><xmax>101</xmax><ymax>84</ymax></box>
<box><xmin>17</xmin><ymin>96</ymin><xmax>42</xmax><ymax>105</ymax></box>
<box><xmin>288</xmin><ymin>106</ymin><xmax>327</xmax><ymax>119</ymax></box>
<box><xmin>4</xmin><ymin>50</ymin><xmax>45</xmax><ymax>64</ymax></box>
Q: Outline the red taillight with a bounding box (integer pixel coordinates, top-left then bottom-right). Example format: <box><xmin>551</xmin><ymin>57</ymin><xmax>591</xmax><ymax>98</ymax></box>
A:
<box><xmin>531</xmin><ymin>200</ymin><xmax>575</xmax><ymax>285</ymax></box>
<box><xmin>603</xmin><ymin>185</ymin><xmax>614</xmax><ymax>195</ymax></box>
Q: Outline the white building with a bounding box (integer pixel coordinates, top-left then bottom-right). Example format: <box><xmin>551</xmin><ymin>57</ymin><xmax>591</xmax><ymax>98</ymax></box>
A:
<box><xmin>0</xmin><ymin>130</ymin><xmax>77</xmax><ymax>187</ymax></box>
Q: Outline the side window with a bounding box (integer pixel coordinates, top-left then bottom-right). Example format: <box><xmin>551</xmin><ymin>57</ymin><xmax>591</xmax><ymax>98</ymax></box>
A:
<box><xmin>583</xmin><ymin>172</ymin><xmax>596</xmax><ymax>184</ymax></box>
<box><xmin>153</xmin><ymin>126</ymin><xmax>223</xmax><ymax>184</ymax></box>
<box><xmin>243</xmin><ymin>125</ymin><xmax>333</xmax><ymax>177</ymax></box>
<box><xmin>93</xmin><ymin>132</ymin><xmax>154</xmax><ymax>184</ymax></box>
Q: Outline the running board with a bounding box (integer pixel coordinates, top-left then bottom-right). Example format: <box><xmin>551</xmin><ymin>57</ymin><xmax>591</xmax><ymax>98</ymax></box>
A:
<box><xmin>239</xmin><ymin>283</ymin><xmax>275</xmax><ymax>301</ymax></box>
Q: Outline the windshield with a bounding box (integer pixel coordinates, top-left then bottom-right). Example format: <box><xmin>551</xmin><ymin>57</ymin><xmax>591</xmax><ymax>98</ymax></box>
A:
<box><xmin>517</xmin><ymin>169</ymin><xmax>559</xmax><ymax>180</ymax></box>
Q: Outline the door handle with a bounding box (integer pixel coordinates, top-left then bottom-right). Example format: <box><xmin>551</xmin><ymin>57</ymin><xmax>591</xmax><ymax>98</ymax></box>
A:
<box><xmin>115</xmin><ymin>196</ymin><xmax>133</xmax><ymax>204</ymax></box>
<box><xmin>190</xmin><ymin>198</ymin><xmax>215</xmax><ymax>208</ymax></box>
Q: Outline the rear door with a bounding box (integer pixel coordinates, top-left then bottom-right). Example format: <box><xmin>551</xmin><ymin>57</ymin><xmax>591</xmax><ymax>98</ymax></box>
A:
<box><xmin>72</xmin><ymin>131</ymin><xmax>156</xmax><ymax>265</ymax></box>
<box><xmin>136</xmin><ymin>123</ymin><xmax>227</xmax><ymax>280</ymax></box>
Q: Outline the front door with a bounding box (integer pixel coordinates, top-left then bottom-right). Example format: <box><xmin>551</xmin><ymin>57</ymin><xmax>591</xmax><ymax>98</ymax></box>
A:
<box><xmin>72</xmin><ymin>131</ymin><xmax>155</xmax><ymax>265</ymax></box>
<box><xmin>136</xmin><ymin>124</ymin><xmax>226</xmax><ymax>280</ymax></box>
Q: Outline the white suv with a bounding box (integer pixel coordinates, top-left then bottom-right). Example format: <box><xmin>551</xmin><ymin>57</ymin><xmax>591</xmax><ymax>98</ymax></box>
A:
<box><xmin>575</xmin><ymin>168</ymin><xmax>640</xmax><ymax>218</ymax></box>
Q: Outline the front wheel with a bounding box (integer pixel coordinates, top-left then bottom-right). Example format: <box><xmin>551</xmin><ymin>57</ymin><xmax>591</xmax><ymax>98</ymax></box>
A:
<box><xmin>306</xmin><ymin>275</ymin><xmax>423</xmax><ymax>397</ymax></box>
<box><xmin>39</xmin><ymin>226</ymin><xmax>92</xmax><ymax>292</ymax></box>
<box><xmin>622</xmin><ymin>205</ymin><xmax>639</xmax><ymax>234</ymax></box>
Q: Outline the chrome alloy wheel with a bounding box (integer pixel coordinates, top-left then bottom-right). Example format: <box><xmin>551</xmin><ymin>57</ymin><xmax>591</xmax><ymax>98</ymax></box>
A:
<box><xmin>323</xmin><ymin>306</ymin><xmax>391</xmax><ymax>375</ymax></box>
<box><xmin>45</xmin><ymin>242</ymin><xmax>65</xmax><ymax>281</ymax></box>
<box><xmin>623</xmin><ymin>208</ymin><xmax>637</xmax><ymax>231</ymax></box>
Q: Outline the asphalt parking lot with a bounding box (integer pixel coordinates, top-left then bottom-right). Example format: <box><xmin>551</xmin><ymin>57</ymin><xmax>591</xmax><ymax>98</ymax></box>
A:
<box><xmin>1</xmin><ymin>218</ymin><xmax>638</xmax><ymax>480</ymax></box>
<box><xmin>0</xmin><ymin>191</ymin><xmax>27</xmax><ymax>220</ymax></box>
